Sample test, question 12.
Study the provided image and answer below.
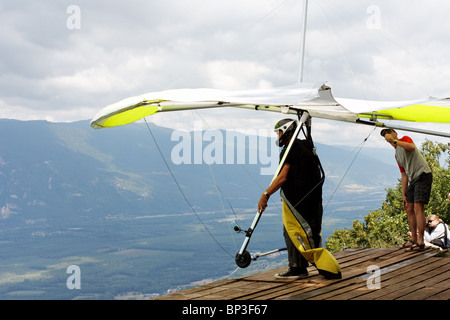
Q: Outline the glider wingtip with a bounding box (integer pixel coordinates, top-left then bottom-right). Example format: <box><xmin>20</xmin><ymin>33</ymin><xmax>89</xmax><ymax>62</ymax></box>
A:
<box><xmin>90</xmin><ymin>120</ymin><xmax>103</xmax><ymax>129</ymax></box>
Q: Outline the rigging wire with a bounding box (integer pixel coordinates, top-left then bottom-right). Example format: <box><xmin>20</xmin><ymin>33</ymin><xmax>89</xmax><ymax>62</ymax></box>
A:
<box><xmin>207</xmin><ymin>165</ymin><xmax>239</xmax><ymax>252</ymax></box>
<box><xmin>315</xmin><ymin>1</ymin><xmax>370</xmax><ymax>106</ymax></box>
<box><xmin>192</xmin><ymin>110</ymin><xmax>283</xmax><ymax>211</ymax></box>
<box><xmin>322</xmin><ymin>125</ymin><xmax>377</xmax><ymax>212</ymax></box>
<box><xmin>189</xmin><ymin>110</ymin><xmax>240</xmax><ymax>252</ymax></box>
<box><xmin>317</xmin><ymin>0</ymin><xmax>434</xmax><ymax>98</ymax></box>
<box><xmin>192</xmin><ymin>110</ymin><xmax>283</xmax><ymax>246</ymax></box>
<box><xmin>191</xmin><ymin>109</ymin><xmax>378</xmax><ymax>251</ymax></box>
<box><xmin>286</xmin><ymin>122</ymin><xmax>377</xmax><ymax>214</ymax></box>
<box><xmin>142</xmin><ymin>110</ymin><xmax>376</xmax><ymax>266</ymax></box>
<box><xmin>214</xmin><ymin>183</ymin><xmax>245</xmax><ymax>253</ymax></box>
<box><xmin>248</xmin><ymin>0</ymin><xmax>292</xmax><ymax>31</ymax></box>
<box><xmin>205</xmin><ymin>0</ymin><xmax>294</xmax><ymax>86</ymax></box>
<box><xmin>143</xmin><ymin>118</ymin><xmax>234</xmax><ymax>258</ymax></box>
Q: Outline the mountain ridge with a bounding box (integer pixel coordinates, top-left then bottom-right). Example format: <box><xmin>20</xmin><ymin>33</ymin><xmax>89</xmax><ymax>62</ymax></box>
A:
<box><xmin>0</xmin><ymin>118</ymin><xmax>398</xmax><ymax>299</ymax></box>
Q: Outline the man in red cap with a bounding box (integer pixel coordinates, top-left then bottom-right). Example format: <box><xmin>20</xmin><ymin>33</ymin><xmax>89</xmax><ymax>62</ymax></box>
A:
<box><xmin>380</xmin><ymin>129</ymin><xmax>432</xmax><ymax>251</ymax></box>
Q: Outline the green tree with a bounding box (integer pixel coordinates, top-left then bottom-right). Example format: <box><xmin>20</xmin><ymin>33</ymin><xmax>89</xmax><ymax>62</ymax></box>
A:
<box><xmin>325</xmin><ymin>140</ymin><xmax>449</xmax><ymax>252</ymax></box>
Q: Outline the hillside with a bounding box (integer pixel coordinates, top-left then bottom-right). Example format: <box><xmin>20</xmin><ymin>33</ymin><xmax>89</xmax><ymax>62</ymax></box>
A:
<box><xmin>0</xmin><ymin>119</ymin><xmax>398</xmax><ymax>299</ymax></box>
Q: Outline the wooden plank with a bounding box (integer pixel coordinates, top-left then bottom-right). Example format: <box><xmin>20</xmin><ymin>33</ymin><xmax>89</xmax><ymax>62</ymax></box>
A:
<box><xmin>285</xmin><ymin>248</ymin><xmax>442</xmax><ymax>300</ymax></box>
<box><xmin>399</xmin><ymin>284</ymin><xmax>450</xmax><ymax>300</ymax></box>
<box><xmin>205</xmin><ymin>280</ymin><xmax>284</xmax><ymax>300</ymax></box>
<box><xmin>363</xmin><ymin>261</ymin><xmax>450</xmax><ymax>300</ymax></box>
<box><xmin>385</xmin><ymin>271</ymin><xmax>450</xmax><ymax>300</ymax></box>
<box><xmin>152</xmin><ymin>248</ymin><xmax>449</xmax><ymax>300</ymax></box>
<box><xmin>331</xmin><ymin>247</ymin><xmax>392</xmax><ymax>267</ymax></box>
<box><xmin>260</xmin><ymin>279</ymin><xmax>332</xmax><ymax>300</ymax></box>
<box><xmin>317</xmin><ymin>255</ymin><xmax>447</xmax><ymax>300</ymax></box>
<box><xmin>237</xmin><ymin>248</ymin><xmax>378</xmax><ymax>300</ymax></box>
<box><xmin>238</xmin><ymin>248</ymin><xmax>416</xmax><ymax>300</ymax></box>
<box><xmin>153</xmin><ymin>279</ymin><xmax>239</xmax><ymax>300</ymax></box>
<box><xmin>266</xmin><ymin>248</ymin><xmax>402</xmax><ymax>300</ymax></box>
<box><xmin>393</xmin><ymin>269</ymin><xmax>450</xmax><ymax>300</ymax></box>
<box><xmin>354</xmin><ymin>257</ymin><xmax>448</xmax><ymax>300</ymax></box>
<box><xmin>156</xmin><ymin>247</ymin><xmax>399</xmax><ymax>300</ymax></box>
<box><xmin>328</xmin><ymin>251</ymin><xmax>442</xmax><ymax>300</ymax></box>
<box><xmin>425</xmin><ymin>288</ymin><xmax>450</xmax><ymax>300</ymax></box>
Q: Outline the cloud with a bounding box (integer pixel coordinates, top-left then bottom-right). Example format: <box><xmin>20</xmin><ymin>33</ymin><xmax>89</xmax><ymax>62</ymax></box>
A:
<box><xmin>207</xmin><ymin>60</ymin><xmax>274</xmax><ymax>90</ymax></box>
<box><xmin>0</xmin><ymin>0</ymin><xmax>448</xmax><ymax>147</ymax></box>
<box><xmin>341</xmin><ymin>184</ymin><xmax>378</xmax><ymax>194</ymax></box>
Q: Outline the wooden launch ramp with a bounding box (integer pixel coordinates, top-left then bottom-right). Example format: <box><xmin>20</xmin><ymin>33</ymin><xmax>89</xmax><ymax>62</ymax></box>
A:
<box><xmin>153</xmin><ymin>247</ymin><xmax>449</xmax><ymax>300</ymax></box>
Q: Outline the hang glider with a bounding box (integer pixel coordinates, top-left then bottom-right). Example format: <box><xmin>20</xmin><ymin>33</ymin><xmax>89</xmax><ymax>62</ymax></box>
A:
<box><xmin>90</xmin><ymin>82</ymin><xmax>450</xmax><ymax>137</ymax></box>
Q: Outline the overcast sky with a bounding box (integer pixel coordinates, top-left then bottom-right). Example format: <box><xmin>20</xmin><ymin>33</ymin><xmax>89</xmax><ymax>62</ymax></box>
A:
<box><xmin>1</xmin><ymin>0</ymin><xmax>449</xmax><ymax>149</ymax></box>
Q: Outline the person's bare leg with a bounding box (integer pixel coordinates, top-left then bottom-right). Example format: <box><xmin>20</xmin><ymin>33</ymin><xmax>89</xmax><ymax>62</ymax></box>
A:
<box><xmin>414</xmin><ymin>202</ymin><xmax>426</xmax><ymax>245</ymax></box>
<box><xmin>405</xmin><ymin>202</ymin><xmax>417</xmax><ymax>243</ymax></box>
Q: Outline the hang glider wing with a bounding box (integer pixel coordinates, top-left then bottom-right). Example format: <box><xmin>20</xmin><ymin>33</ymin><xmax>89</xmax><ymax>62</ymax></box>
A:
<box><xmin>90</xmin><ymin>83</ymin><xmax>450</xmax><ymax>137</ymax></box>
<box><xmin>335</xmin><ymin>97</ymin><xmax>450</xmax><ymax>137</ymax></box>
<box><xmin>90</xmin><ymin>83</ymin><xmax>345</xmax><ymax>128</ymax></box>
<box><xmin>337</xmin><ymin>97</ymin><xmax>450</xmax><ymax>123</ymax></box>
